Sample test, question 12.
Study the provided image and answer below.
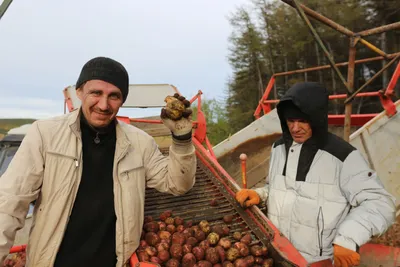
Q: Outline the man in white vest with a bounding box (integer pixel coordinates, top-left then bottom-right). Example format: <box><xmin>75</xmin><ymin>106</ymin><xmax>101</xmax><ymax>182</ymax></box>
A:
<box><xmin>235</xmin><ymin>82</ymin><xmax>395</xmax><ymax>267</ymax></box>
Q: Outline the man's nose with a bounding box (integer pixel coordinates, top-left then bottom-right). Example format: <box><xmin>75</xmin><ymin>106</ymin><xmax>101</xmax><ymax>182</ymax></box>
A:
<box><xmin>97</xmin><ymin>96</ymin><xmax>109</xmax><ymax>110</ymax></box>
<box><xmin>292</xmin><ymin>122</ymin><xmax>300</xmax><ymax>132</ymax></box>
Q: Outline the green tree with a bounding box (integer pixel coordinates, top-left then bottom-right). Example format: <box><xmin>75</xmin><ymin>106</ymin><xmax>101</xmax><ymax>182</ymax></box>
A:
<box><xmin>191</xmin><ymin>98</ymin><xmax>231</xmax><ymax>146</ymax></box>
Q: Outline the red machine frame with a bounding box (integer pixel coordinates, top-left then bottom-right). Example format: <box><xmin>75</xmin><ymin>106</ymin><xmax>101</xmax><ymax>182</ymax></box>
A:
<box><xmin>254</xmin><ymin>58</ymin><xmax>400</xmax><ymax>127</ymax></box>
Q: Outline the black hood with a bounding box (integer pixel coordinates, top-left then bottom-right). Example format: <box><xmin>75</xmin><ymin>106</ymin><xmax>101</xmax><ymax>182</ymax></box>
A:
<box><xmin>277</xmin><ymin>82</ymin><xmax>329</xmax><ymax>147</ymax></box>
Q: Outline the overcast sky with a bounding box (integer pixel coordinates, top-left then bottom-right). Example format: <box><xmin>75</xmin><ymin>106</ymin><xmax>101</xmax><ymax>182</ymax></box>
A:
<box><xmin>0</xmin><ymin>0</ymin><xmax>251</xmax><ymax>119</ymax></box>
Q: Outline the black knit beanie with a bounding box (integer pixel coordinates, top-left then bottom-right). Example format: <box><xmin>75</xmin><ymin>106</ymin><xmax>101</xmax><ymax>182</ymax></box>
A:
<box><xmin>75</xmin><ymin>57</ymin><xmax>129</xmax><ymax>103</ymax></box>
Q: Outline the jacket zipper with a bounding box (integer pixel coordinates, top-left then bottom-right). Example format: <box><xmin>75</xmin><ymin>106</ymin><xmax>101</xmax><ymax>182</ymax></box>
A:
<box><xmin>49</xmin><ymin>145</ymin><xmax>83</xmax><ymax>266</ymax></box>
<box><xmin>117</xmin><ymin>147</ymin><xmax>129</xmax><ymax>265</ymax></box>
<box><xmin>317</xmin><ymin>207</ymin><xmax>324</xmax><ymax>256</ymax></box>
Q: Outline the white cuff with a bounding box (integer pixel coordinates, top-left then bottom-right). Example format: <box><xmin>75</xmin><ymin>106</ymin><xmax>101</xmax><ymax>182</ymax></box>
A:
<box><xmin>333</xmin><ymin>235</ymin><xmax>358</xmax><ymax>252</ymax></box>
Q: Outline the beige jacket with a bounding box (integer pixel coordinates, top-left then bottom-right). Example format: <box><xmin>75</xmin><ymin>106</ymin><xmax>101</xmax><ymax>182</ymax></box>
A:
<box><xmin>0</xmin><ymin>109</ymin><xmax>197</xmax><ymax>266</ymax></box>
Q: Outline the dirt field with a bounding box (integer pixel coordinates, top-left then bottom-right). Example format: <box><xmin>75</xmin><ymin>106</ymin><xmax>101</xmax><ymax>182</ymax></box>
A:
<box><xmin>369</xmin><ymin>215</ymin><xmax>400</xmax><ymax>247</ymax></box>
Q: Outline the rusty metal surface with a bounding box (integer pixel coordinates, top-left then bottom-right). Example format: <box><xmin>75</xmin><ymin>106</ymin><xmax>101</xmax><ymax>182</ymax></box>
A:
<box><xmin>280</xmin><ymin>0</ymin><xmax>389</xmax><ymax>58</ymax></box>
<box><xmin>343</xmin><ymin>40</ymin><xmax>356</xmax><ymax>142</ymax></box>
<box><xmin>272</xmin><ymin>53</ymin><xmax>400</xmax><ymax>77</ymax></box>
<box><xmin>344</xmin><ymin>55</ymin><xmax>400</xmax><ymax>104</ymax></box>
<box><xmin>356</xmin><ymin>22</ymin><xmax>400</xmax><ymax>37</ymax></box>
<box><xmin>291</xmin><ymin>0</ymin><xmax>350</xmax><ymax>93</ymax></box>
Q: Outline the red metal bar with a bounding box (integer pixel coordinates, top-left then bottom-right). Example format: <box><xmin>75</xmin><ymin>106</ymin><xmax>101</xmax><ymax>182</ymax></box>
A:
<box><xmin>263</xmin><ymin>92</ymin><xmax>381</xmax><ymax>104</ymax></box>
<box><xmin>385</xmin><ymin>60</ymin><xmax>400</xmax><ymax>97</ymax></box>
<box><xmin>204</xmin><ymin>136</ymin><xmax>217</xmax><ymax>159</ymax></box>
<box><xmin>240</xmin><ymin>153</ymin><xmax>247</xmax><ymax>189</ymax></box>
<box><xmin>328</xmin><ymin>114</ymin><xmax>377</xmax><ymax>126</ymax></box>
<box><xmin>9</xmin><ymin>244</ymin><xmax>26</xmax><ymax>254</ymax></box>
<box><xmin>254</xmin><ymin>77</ymin><xmax>276</xmax><ymax>119</ymax></box>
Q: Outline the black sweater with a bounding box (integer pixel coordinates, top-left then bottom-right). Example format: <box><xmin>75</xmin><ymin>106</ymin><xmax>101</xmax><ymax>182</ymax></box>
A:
<box><xmin>54</xmin><ymin>115</ymin><xmax>117</xmax><ymax>267</ymax></box>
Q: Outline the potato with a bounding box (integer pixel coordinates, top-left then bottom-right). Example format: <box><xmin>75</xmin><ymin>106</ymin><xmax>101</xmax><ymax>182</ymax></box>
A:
<box><xmin>187</xmin><ymin>237</ymin><xmax>198</xmax><ymax>247</ymax></box>
<box><xmin>192</xmin><ymin>246</ymin><xmax>205</xmax><ymax>261</ymax></box>
<box><xmin>250</xmin><ymin>245</ymin><xmax>263</xmax><ymax>257</ymax></box>
<box><xmin>222</xmin><ymin>261</ymin><xmax>234</xmax><ymax>267</ymax></box>
<box><xmin>144</xmin><ymin>221</ymin><xmax>160</xmax><ymax>233</ymax></box>
<box><xmin>210</xmin><ymin>199</ymin><xmax>218</xmax><ymax>206</ymax></box>
<box><xmin>166</xmin><ymin>217</ymin><xmax>176</xmax><ymax>225</ymax></box>
<box><xmin>222</xmin><ymin>225</ymin><xmax>230</xmax><ymax>237</ymax></box>
<box><xmin>170</xmin><ymin>244</ymin><xmax>183</xmax><ymax>260</ymax></box>
<box><xmin>175</xmin><ymin>217</ymin><xmax>184</xmax><ymax>226</ymax></box>
<box><xmin>233</xmin><ymin>232</ymin><xmax>242</xmax><ymax>241</ymax></box>
<box><xmin>156</xmin><ymin>242</ymin><xmax>169</xmax><ymax>253</ymax></box>
<box><xmin>223</xmin><ymin>215</ymin><xmax>233</xmax><ymax>224</ymax></box>
<box><xmin>211</xmin><ymin>225</ymin><xmax>224</xmax><ymax>237</ymax></box>
<box><xmin>167</xmin><ymin>225</ymin><xmax>177</xmax><ymax>234</ymax></box>
<box><xmin>144</xmin><ymin>215</ymin><xmax>153</xmax><ymax>224</ymax></box>
<box><xmin>150</xmin><ymin>256</ymin><xmax>162</xmax><ymax>265</ymax></box>
<box><xmin>233</xmin><ymin>242</ymin><xmax>249</xmax><ymax>257</ymax></box>
<box><xmin>199</xmin><ymin>240</ymin><xmax>211</xmax><ymax>251</ymax></box>
<box><xmin>233</xmin><ymin>258</ymin><xmax>248</xmax><ymax>267</ymax></box>
<box><xmin>218</xmin><ymin>238</ymin><xmax>231</xmax><ymax>249</ymax></box>
<box><xmin>240</xmin><ymin>234</ymin><xmax>252</xmax><ymax>245</ymax></box>
<box><xmin>215</xmin><ymin>245</ymin><xmax>226</xmax><ymax>262</ymax></box>
<box><xmin>159</xmin><ymin>221</ymin><xmax>167</xmax><ymax>231</ymax></box>
<box><xmin>177</xmin><ymin>225</ymin><xmax>185</xmax><ymax>233</ymax></box>
<box><xmin>183</xmin><ymin>244</ymin><xmax>193</xmax><ymax>255</ymax></box>
<box><xmin>205</xmin><ymin>248</ymin><xmax>220</xmax><ymax>265</ymax></box>
<box><xmin>244</xmin><ymin>255</ymin><xmax>255</xmax><ymax>266</ymax></box>
<box><xmin>197</xmin><ymin>260</ymin><xmax>213</xmax><ymax>267</ymax></box>
<box><xmin>159</xmin><ymin>250</ymin><xmax>171</xmax><ymax>263</ymax></box>
<box><xmin>199</xmin><ymin>220</ymin><xmax>210</xmax><ymax>233</ymax></box>
<box><xmin>262</xmin><ymin>259</ymin><xmax>273</xmax><ymax>267</ymax></box>
<box><xmin>140</xmin><ymin>240</ymin><xmax>148</xmax><ymax>249</ymax></box>
<box><xmin>138</xmin><ymin>251</ymin><xmax>150</xmax><ymax>262</ymax></box>
<box><xmin>261</xmin><ymin>246</ymin><xmax>268</xmax><ymax>257</ymax></box>
<box><xmin>166</xmin><ymin>258</ymin><xmax>181</xmax><ymax>267</ymax></box>
<box><xmin>160</xmin><ymin>210</ymin><xmax>173</xmax><ymax>221</ymax></box>
<box><xmin>182</xmin><ymin>253</ymin><xmax>197</xmax><ymax>267</ymax></box>
<box><xmin>254</xmin><ymin>257</ymin><xmax>264</xmax><ymax>265</ymax></box>
<box><xmin>159</xmin><ymin>231</ymin><xmax>172</xmax><ymax>241</ymax></box>
<box><xmin>145</xmin><ymin>246</ymin><xmax>157</xmax><ymax>257</ymax></box>
<box><xmin>195</xmin><ymin>230</ymin><xmax>206</xmax><ymax>242</ymax></box>
<box><xmin>183</xmin><ymin>229</ymin><xmax>193</xmax><ymax>239</ymax></box>
<box><xmin>214</xmin><ymin>264</ymin><xmax>222</xmax><ymax>267</ymax></box>
<box><xmin>185</xmin><ymin>220</ymin><xmax>194</xmax><ymax>228</ymax></box>
<box><xmin>226</xmin><ymin>248</ymin><xmax>240</xmax><ymax>262</ymax></box>
<box><xmin>207</xmin><ymin>232</ymin><xmax>220</xmax><ymax>246</ymax></box>
<box><xmin>145</xmin><ymin>232</ymin><xmax>161</xmax><ymax>247</ymax></box>
<box><xmin>172</xmin><ymin>232</ymin><xmax>186</xmax><ymax>246</ymax></box>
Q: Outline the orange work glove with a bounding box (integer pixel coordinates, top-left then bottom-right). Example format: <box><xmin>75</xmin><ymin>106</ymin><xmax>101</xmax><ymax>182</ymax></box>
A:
<box><xmin>235</xmin><ymin>189</ymin><xmax>260</xmax><ymax>208</ymax></box>
<box><xmin>333</xmin><ymin>244</ymin><xmax>360</xmax><ymax>267</ymax></box>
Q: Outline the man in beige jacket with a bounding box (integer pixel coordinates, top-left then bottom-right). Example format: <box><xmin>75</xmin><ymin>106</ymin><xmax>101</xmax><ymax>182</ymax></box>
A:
<box><xmin>0</xmin><ymin>56</ymin><xmax>197</xmax><ymax>267</ymax></box>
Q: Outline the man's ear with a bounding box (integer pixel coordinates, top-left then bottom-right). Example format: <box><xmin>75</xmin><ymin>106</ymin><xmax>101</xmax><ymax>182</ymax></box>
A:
<box><xmin>76</xmin><ymin>87</ymin><xmax>83</xmax><ymax>101</ymax></box>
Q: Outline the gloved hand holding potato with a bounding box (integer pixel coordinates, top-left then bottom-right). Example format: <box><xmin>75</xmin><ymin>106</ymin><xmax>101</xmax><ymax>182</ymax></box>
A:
<box><xmin>160</xmin><ymin>93</ymin><xmax>193</xmax><ymax>141</ymax></box>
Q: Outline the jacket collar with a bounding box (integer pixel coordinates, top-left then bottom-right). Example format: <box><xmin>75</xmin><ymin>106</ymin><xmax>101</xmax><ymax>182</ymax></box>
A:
<box><xmin>67</xmin><ymin>108</ymin><xmax>131</xmax><ymax>155</ymax></box>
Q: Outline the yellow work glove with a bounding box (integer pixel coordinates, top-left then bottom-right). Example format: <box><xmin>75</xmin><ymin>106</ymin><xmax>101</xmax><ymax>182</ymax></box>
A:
<box><xmin>333</xmin><ymin>244</ymin><xmax>360</xmax><ymax>267</ymax></box>
<box><xmin>235</xmin><ymin>189</ymin><xmax>260</xmax><ymax>208</ymax></box>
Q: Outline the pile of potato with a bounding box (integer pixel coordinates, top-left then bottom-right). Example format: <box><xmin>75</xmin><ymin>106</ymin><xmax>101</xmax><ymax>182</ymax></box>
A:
<box><xmin>3</xmin><ymin>252</ymin><xmax>25</xmax><ymax>267</ymax></box>
<box><xmin>138</xmin><ymin>210</ymin><xmax>274</xmax><ymax>267</ymax></box>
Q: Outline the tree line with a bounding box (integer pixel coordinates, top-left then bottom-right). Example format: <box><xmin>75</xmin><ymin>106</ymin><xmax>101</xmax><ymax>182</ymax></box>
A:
<box><xmin>194</xmin><ymin>0</ymin><xmax>400</xmax><ymax>146</ymax></box>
